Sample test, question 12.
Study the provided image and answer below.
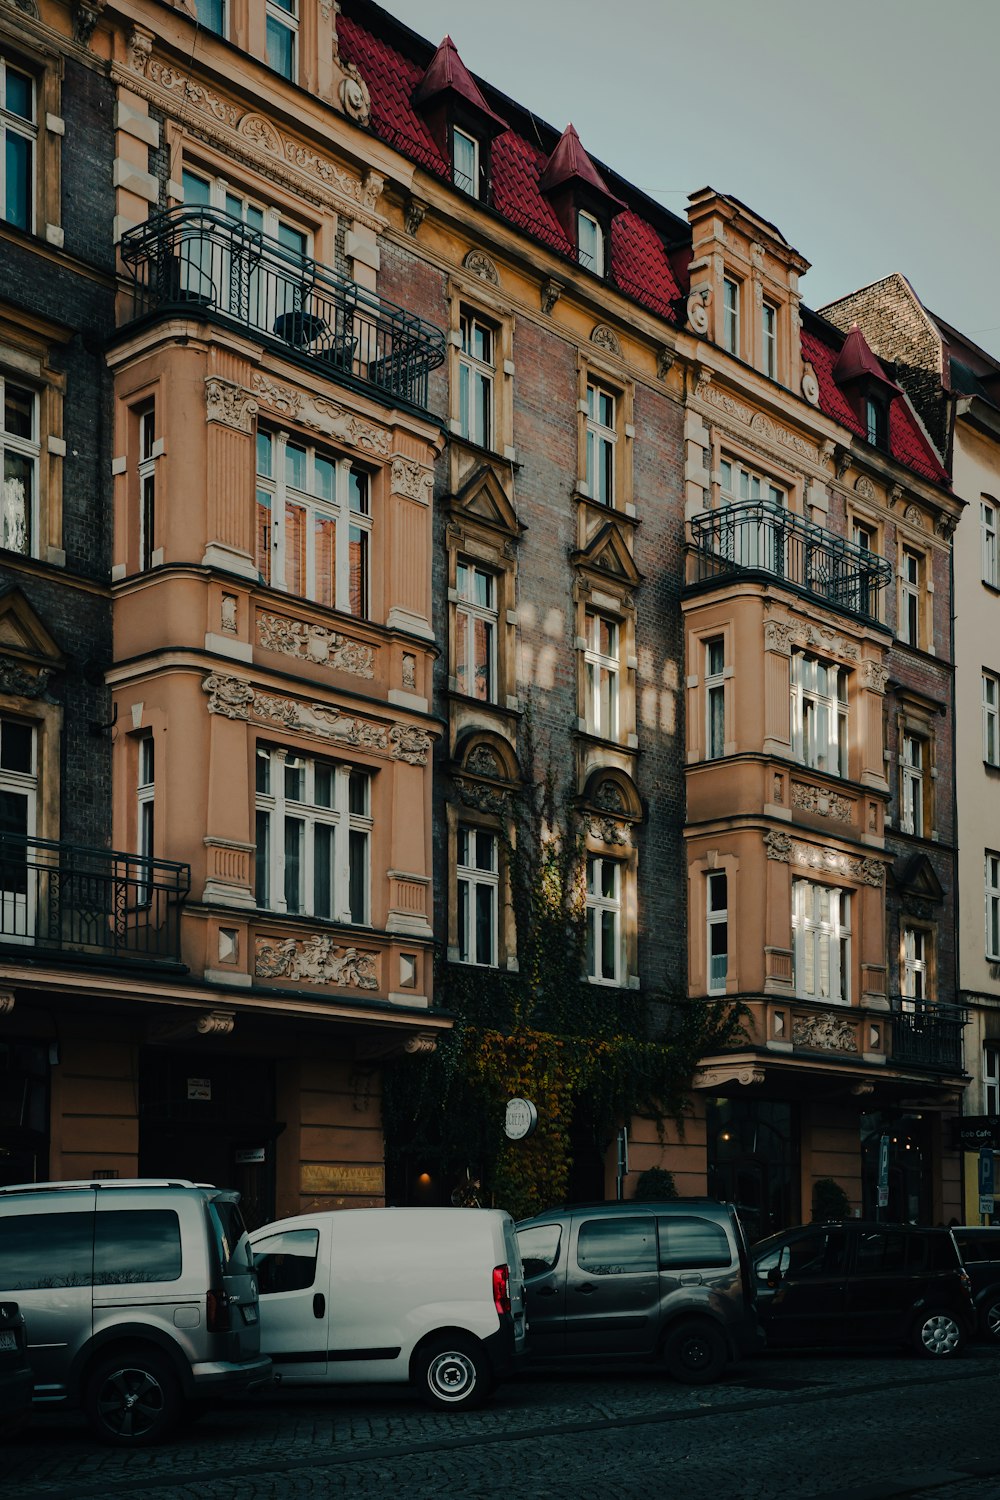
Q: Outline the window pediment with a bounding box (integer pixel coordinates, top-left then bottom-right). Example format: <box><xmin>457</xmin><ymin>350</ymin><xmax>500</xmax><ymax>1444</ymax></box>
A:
<box><xmin>580</xmin><ymin>766</ymin><xmax>642</xmax><ymax>823</ymax></box>
<box><xmin>451</xmin><ymin>728</ymin><xmax>521</xmax><ymax>786</ymax></box>
<box><xmin>0</xmin><ymin>585</ymin><xmax>66</xmax><ymax>688</ymax></box>
<box><xmin>571</xmin><ymin>520</ymin><xmax>641</xmax><ymax>588</ymax></box>
<box><xmin>891</xmin><ymin>853</ymin><xmax>944</xmax><ymax>902</ymax></box>
<box><xmin>447</xmin><ymin>465</ymin><xmax>521</xmax><ymax>540</ymax></box>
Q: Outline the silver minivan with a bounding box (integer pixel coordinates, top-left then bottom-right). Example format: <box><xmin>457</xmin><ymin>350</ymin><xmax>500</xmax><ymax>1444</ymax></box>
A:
<box><xmin>0</xmin><ymin>1178</ymin><xmax>272</xmax><ymax>1444</ymax></box>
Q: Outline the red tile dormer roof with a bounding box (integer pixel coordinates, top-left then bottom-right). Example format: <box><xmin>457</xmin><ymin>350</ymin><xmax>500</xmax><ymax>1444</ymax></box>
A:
<box><xmin>832</xmin><ymin>323</ymin><xmax>900</xmax><ymax>395</ymax></box>
<box><xmin>538</xmin><ymin>123</ymin><xmax>624</xmax><ymax>211</ymax></box>
<box><xmin>412</xmin><ymin>34</ymin><xmax>508</xmax><ymax>134</ymax></box>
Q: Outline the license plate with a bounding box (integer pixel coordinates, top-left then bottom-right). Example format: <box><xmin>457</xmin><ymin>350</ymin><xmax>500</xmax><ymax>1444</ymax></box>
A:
<box><xmin>240</xmin><ymin>1304</ymin><xmax>258</xmax><ymax>1325</ymax></box>
<box><xmin>0</xmin><ymin>1331</ymin><xmax>16</xmax><ymax>1351</ymax></box>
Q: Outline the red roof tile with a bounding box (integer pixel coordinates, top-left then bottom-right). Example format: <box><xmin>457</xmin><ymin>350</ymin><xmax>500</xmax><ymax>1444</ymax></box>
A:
<box><xmin>832</xmin><ymin>323</ymin><xmax>899</xmax><ymax>392</ymax></box>
<box><xmin>538</xmin><ymin>123</ymin><xmax>623</xmax><ymax>208</ymax></box>
<box><xmin>413</xmin><ymin>35</ymin><xmax>507</xmax><ymax>132</ymax></box>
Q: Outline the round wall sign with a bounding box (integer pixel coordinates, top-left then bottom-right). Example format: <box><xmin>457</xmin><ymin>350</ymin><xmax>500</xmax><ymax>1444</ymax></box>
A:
<box><xmin>504</xmin><ymin>1097</ymin><xmax>538</xmax><ymax>1140</ymax></box>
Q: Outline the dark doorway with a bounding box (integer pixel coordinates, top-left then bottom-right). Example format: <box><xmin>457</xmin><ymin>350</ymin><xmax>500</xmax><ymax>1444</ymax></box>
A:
<box><xmin>860</xmin><ymin>1111</ymin><xmax>932</xmax><ymax>1224</ymax></box>
<box><xmin>0</xmin><ymin>1039</ymin><xmax>49</xmax><ymax>1185</ymax></box>
<box><xmin>706</xmin><ymin>1098</ymin><xmax>800</xmax><ymax>1241</ymax></box>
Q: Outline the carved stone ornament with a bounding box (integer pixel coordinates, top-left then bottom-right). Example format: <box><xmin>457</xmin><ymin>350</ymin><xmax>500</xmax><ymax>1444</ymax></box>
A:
<box><xmin>687</xmin><ymin>287</ymin><xmax>711</xmax><ymax>335</ymax></box>
<box><xmin>221</xmin><ymin>595</ymin><xmax>238</xmax><ymax>634</ymax></box>
<box><xmin>697</xmin><ymin>379</ymin><xmax>815</xmax><ymax>460</ymax></box>
<box><xmin>404</xmin><ymin>197</ymin><xmax>427</xmax><ymax>237</ymax></box>
<box><xmin>859</xmin><ymin>659</ymin><xmax>889</xmax><ymax>694</ymax></box>
<box><xmin>404</xmin><ymin>1034</ymin><xmax>438</xmax><ymax>1054</ymax></box>
<box><xmin>389</xmin><ymin>725</ymin><xmax>433</xmax><ymax>764</ymax></box>
<box><xmin>764</xmin><ymin>831</ymin><xmax>793</xmax><ymax>862</ymax></box>
<box><xmin>593</xmin><ymin>780</ymin><xmax>627</xmax><ymax>814</ymax></box>
<box><xmin>792</xmin><ymin>1013</ymin><xmax>858</xmax><ymax>1053</ymax></box>
<box><xmin>390</xmin><ymin>456</ymin><xmax>433</xmax><ymax>502</ymax></box>
<box><xmin>463</xmin><ymin>249</ymin><xmax>499</xmax><ymax>285</ymax></box>
<box><xmin>0</xmin><ymin>989</ymin><xmax>14</xmax><ymax>1017</ymax></box>
<box><xmin>257</xmin><ymin>612</ymin><xmax>375</xmax><ymax>678</ymax></box>
<box><xmin>0</xmin><ymin>658</ymin><xmax>51</xmax><ymax>697</ymax></box>
<box><xmin>402</xmin><ymin>654</ymin><xmax>416</xmax><ymax>690</ymax></box>
<box><xmin>696</xmin><ymin>1064</ymin><xmax>765</xmax><ymax>1089</ymax></box>
<box><xmin>250</xmin><ymin>374</ymin><xmax>391</xmax><ymax>457</ymax></box>
<box><xmin>74</xmin><ymin>0</ymin><xmax>105</xmax><ymax>44</ymax></box>
<box><xmin>763</xmin><ymin>620</ymin><xmax>794</xmax><ymax>655</ymax></box>
<box><xmin>195</xmin><ymin>1009</ymin><xmax>236</xmax><ymax>1037</ymax></box>
<box><xmin>937</xmin><ymin>514</ymin><xmax>957</xmax><ymax>541</ymax></box>
<box><xmin>203</xmin><ymin>673</ymin><xmax>254</xmax><ymax>720</ymax></box>
<box><xmin>339</xmin><ymin>71</ymin><xmax>371</xmax><ymax>125</ymax></box>
<box><xmin>590</xmin><ymin>324</ymin><xmax>622</xmax><ymax>358</ymax></box>
<box><xmin>854</xmin><ymin>475</ymin><xmax>876</xmax><ymax>500</ymax></box>
<box><xmin>801</xmin><ymin>362</ymin><xmax>820</xmax><ymax>406</ymax></box>
<box><xmin>201</xmin><ymin>674</ymin><xmax>427</xmax><ymax>762</ymax></box>
<box><xmin>205</xmin><ymin>377</ymin><xmax>258</xmax><ymax>433</ymax></box>
<box><xmin>453</xmin><ymin>776</ymin><xmax>509</xmax><ymax>816</ymax></box>
<box><xmin>588</xmin><ymin>815</ymin><xmax>631</xmax><ymax>847</ymax></box>
<box><xmin>904</xmin><ymin>503</ymin><xmax>924</xmax><ymax>528</ymax></box>
<box><xmin>791</xmin><ymin>782</ymin><xmax>852</xmax><ymax>823</ymax></box>
<box><xmin>657</xmin><ymin>346</ymin><xmax>675</xmax><ymax>380</ymax></box>
<box><xmin>541</xmin><ymin>278</ymin><xmax>564</xmax><ymax>315</ymax></box>
<box><xmin>783</xmin><ymin>839</ymin><xmax>885</xmax><ymax>886</ymax></box>
<box><xmin>764</xmin><ymin>617</ymin><xmax>860</xmax><ymax>665</ymax></box>
<box><xmin>255</xmin><ymin>935</ymin><xmax>378</xmax><ymax>990</ymax></box>
<box><xmin>466</xmin><ymin>744</ymin><xmax>501</xmax><ymax>778</ymax></box>
<box><xmin>836</xmin><ymin>449</ymin><xmax>853</xmax><ymax>482</ymax></box>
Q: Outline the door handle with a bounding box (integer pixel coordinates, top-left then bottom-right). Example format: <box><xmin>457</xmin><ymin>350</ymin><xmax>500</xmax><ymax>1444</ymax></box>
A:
<box><xmin>577</xmin><ymin>1283</ymin><xmax>596</xmax><ymax>1294</ymax></box>
<box><xmin>679</xmin><ymin>1272</ymin><xmax>703</xmax><ymax>1286</ymax></box>
<box><xmin>313</xmin><ymin>1293</ymin><xmax>325</xmax><ymax>1319</ymax></box>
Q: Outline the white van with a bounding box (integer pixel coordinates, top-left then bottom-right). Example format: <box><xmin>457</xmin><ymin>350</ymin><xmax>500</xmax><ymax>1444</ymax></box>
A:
<box><xmin>249</xmin><ymin>1207</ymin><xmax>525</xmax><ymax>1410</ymax></box>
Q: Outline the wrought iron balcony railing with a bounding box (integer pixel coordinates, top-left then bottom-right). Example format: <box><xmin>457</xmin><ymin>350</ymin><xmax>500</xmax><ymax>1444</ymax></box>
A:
<box><xmin>0</xmin><ymin>834</ymin><xmax>190</xmax><ymax>966</ymax></box>
<box><xmin>689</xmin><ymin>502</ymin><xmax>893</xmax><ymax>625</ymax></box>
<box><xmin>889</xmin><ymin>996</ymin><xmax>968</xmax><ymax>1073</ymax></box>
<box><xmin>119</xmin><ymin>207</ymin><xmax>446</xmax><ymax>413</ymax></box>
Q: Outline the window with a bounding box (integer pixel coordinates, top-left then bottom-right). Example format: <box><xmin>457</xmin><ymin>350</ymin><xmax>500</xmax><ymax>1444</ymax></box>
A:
<box><xmin>705</xmin><ymin>637</ymin><xmax>725</xmax><ymax>759</ymax></box>
<box><xmin>985</xmin><ymin>673</ymin><xmax>1000</xmax><ymax>766</ymax></box>
<box><xmin>792</xmin><ymin>879</ymin><xmax>851</xmax><ymax>1003</ymax></box>
<box><xmin>577</xmin><ymin>1216</ymin><xmax>656</xmax><ymax>1274</ymax></box>
<box><xmin>254</xmin><ymin>1227</ymin><xmax>319</xmax><ymax>1295</ymax></box>
<box><xmin>0</xmin><ymin>716</ymin><xmax>35</xmax><ymax>940</ymax></box>
<box><xmin>586</xmin><ymin>855</ymin><xmax>621</xmax><ymax>985</ymax></box>
<box><xmin>457</xmin><ymin>825</ymin><xmax>498</xmax><ymax>967</ymax></box>
<box><xmin>517</xmin><ymin>1222</ymin><xmax>562</xmax><ymax>1279</ymax></box>
<box><xmin>722</xmin><ymin>278</ymin><xmax>740</xmax><ymax>355</ymax></box>
<box><xmin>455</xmin><ymin>561</ymin><xmax>497</xmax><ymax>702</ymax></box>
<box><xmin>790</xmin><ymin>652</ymin><xmax>848</xmax><ymax>777</ymax></box>
<box><xmin>899</xmin><ymin>548</ymin><xmax>921</xmax><ymax>647</ymax></box>
<box><xmin>987</xmin><ymin>852</ymin><xmax>1000</xmax><ymax>962</ymax></box>
<box><xmin>851</xmin><ymin>519</ymin><xmax>878</xmax><ymax>617</ymax></box>
<box><xmin>1</xmin><ymin>55</ymin><xmax>34</xmax><ymax>232</ymax></box>
<box><xmin>452</xmin><ymin>127</ymin><xmax>479</xmax><ymax>197</ymax></box>
<box><xmin>984</xmin><ymin>1043</ymin><xmax>1000</xmax><ymax>1116</ymax></box>
<box><xmin>982</xmin><ymin>500</ymin><xmax>998</xmax><ymax>588</ymax></box>
<box><xmin>457</xmin><ymin>311</ymin><xmax>494</xmax><ymax>449</ymax></box>
<box><xmin>256</xmin><ymin>431</ymin><xmax>370</xmax><ymax>617</ymax></box>
<box><xmin>181</xmin><ymin>167</ymin><xmax>308</xmax><ymax>329</ymax></box>
<box><xmin>584</xmin><ymin>610</ymin><xmax>619</xmax><ymax>739</ymax></box>
<box><xmin>1</xmin><ymin>377</ymin><xmax>37</xmax><ymax>557</ymax></box>
<box><xmin>266</xmin><ymin>0</ymin><xmax>297</xmax><ymax>80</ymax></box>
<box><xmin>865</xmin><ymin>397</ymin><xmax>887</xmax><ymax>449</ymax></box>
<box><xmin>255</xmin><ymin>748</ymin><xmax>371</xmax><ymax>924</ymax></box>
<box><xmin>901</xmin><ymin>926</ymin><xmax>928</xmax><ymax>1005</ymax></box>
<box><xmin>94</xmin><ymin>1211</ymin><xmax>182</xmax><ymax>1285</ymax></box>
<box><xmin>762</xmin><ymin>301</ymin><xmax>777</xmax><ymax>379</ymax></box>
<box><xmin>900</xmin><ymin>734</ymin><xmax>924</xmax><ymax>836</ymax></box>
<box><xmin>136</xmin><ymin>736</ymin><xmax>154</xmax><ymax>904</ymax></box>
<box><xmin>657</xmin><ymin>1215</ymin><xmax>732</xmax><ymax>1270</ymax></box>
<box><xmin>585</xmin><ymin>382</ymin><xmax>616</xmax><ymax>505</ymax></box>
<box><xmin>707</xmin><ymin>870</ymin><xmax>728</xmax><ymax>995</ymax></box>
<box><xmin>137</xmin><ymin>401</ymin><xmax>156</xmax><ymax>571</ymax></box>
<box><xmin>577</xmin><ymin>210</ymin><xmax>604</xmax><ymax>276</ymax></box>
<box><xmin>718</xmin><ymin>457</ymin><xmax>785</xmax><ymax>571</ymax></box>
<box><xmin>194</xmin><ymin>0</ymin><xmax>227</xmax><ymax>33</ymax></box>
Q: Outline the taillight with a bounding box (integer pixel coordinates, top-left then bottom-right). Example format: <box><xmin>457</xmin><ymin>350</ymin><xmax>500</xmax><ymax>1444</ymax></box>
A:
<box><xmin>493</xmin><ymin>1264</ymin><xmax>511</xmax><ymax>1316</ymax></box>
<box><xmin>207</xmin><ymin>1288</ymin><xmax>231</xmax><ymax>1333</ymax></box>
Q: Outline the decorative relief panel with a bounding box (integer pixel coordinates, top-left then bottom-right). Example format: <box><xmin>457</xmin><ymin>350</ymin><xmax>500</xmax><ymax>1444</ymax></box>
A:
<box><xmin>206</xmin><ymin>378</ymin><xmax>258</xmax><ymax>433</ymax></box>
<box><xmin>859</xmin><ymin>660</ymin><xmax>889</xmax><ymax>694</ymax></box>
<box><xmin>695</xmin><ymin>374</ymin><xmax>814</xmax><ymax>459</ymax></box>
<box><xmin>763</xmin><ymin>830</ymin><xmax>884</xmax><ymax>885</ymax></box>
<box><xmin>588</xmin><ymin>815</ymin><xmax>631</xmax><ymax>847</ymax></box>
<box><xmin>390</xmin><ymin>457</ymin><xmax>433</xmax><ymax>503</ymax></box>
<box><xmin>790</xmin><ymin>782</ymin><xmax>853</xmax><ymax>823</ymax></box>
<box><xmin>453</xmin><ymin>777</ymin><xmax>509</xmax><ymax>815</ymax></box>
<box><xmin>463</xmin><ymin>250</ymin><xmax>499</xmax><ymax>285</ymax></box>
<box><xmin>792</xmin><ymin>1013</ymin><xmax>858</xmax><ymax>1052</ymax></box>
<box><xmin>257</xmin><ymin>611</ymin><xmax>375</xmax><ymax>678</ymax></box>
<box><xmin>763</xmin><ymin>617</ymin><xmax>860</xmax><ymax>664</ymax></box>
<box><xmin>255</xmin><ymin>935</ymin><xmax>379</xmax><ymax>990</ymax></box>
<box><xmin>854</xmin><ymin>476</ymin><xmax>876</xmax><ymax>499</ymax></box>
<box><xmin>0</xmin><ymin>658</ymin><xmax>51</xmax><ymax>697</ymax></box>
<box><xmin>250</xmin><ymin>376</ymin><xmax>391</xmax><ymax>457</ymax></box>
<box><xmin>590</xmin><ymin>324</ymin><xmax>622</xmax><ymax>358</ymax></box>
<box><xmin>202</xmin><ymin>673</ymin><xmax>430</xmax><ymax>762</ymax></box>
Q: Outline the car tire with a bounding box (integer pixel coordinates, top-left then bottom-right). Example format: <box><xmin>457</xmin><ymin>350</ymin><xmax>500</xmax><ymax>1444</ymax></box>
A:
<box><xmin>983</xmin><ymin>1298</ymin><xmax>1000</xmax><ymax>1342</ymax></box>
<box><xmin>84</xmin><ymin>1348</ymin><xmax>182</xmax><ymax>1445</ymax></box>
<box><xmin>912</xmin><ymin>1309</ymin><xmax>965</xmax><ymax>1359</ymax></box>
<box><xmin>415</xmin><ymin>1335</ymin><xmax>490</xmax><ymax>1411</ymax></box>
<box><xmin>663</xmin><ymin>1319</ymin><xmax>728</xmax><ymax>1384</ymax></box>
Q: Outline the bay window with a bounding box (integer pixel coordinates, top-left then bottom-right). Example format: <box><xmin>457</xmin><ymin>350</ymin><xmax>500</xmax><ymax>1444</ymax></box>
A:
<box><xmin>792</xmin><ymin>879</ymin><xmax>851</xmax><ymax>1004</ymax></box>
<box><xmin>791</xmin><ymin>651</ymin><xmax>848</xmax><ymax>777</ymax></box>
<box><xmin>255</xmin><ymin>747</ymin><xmax>371</xmax><ymax>924</ymax></box>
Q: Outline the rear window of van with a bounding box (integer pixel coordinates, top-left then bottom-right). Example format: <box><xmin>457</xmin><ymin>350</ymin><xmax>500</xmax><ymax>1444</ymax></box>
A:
<box><xmin>95</xmin><ymin>1210</ymin><xmax>182</xmax><ymax>1283</ymax></box>
<box><xmin>209</xmin><ymin>1199</ymin><xmax>254</xmax><ymax>1275</ymax></box>
<box><xmin>657</xmin><ymin>1215</ymin><xmax>732</xmax><ymax>1270</ymax></box>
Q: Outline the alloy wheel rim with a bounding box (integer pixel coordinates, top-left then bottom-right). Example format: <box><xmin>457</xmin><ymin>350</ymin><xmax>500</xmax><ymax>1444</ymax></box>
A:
<box><xmin>97</xmin><ymin>1367</ymin><xmax>166</xmax><ymax>1437</ymax></box>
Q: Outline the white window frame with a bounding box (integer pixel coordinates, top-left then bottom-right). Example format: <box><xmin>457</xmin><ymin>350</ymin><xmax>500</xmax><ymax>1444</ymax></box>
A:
<box><xmin>792</xmin><ymin>878</ymin><xmax>851</xmax><ymax>1004</ymax></box>
<box><xmin>577</xmin><ymin>210</ymin><xmax>604</xmax><ymax>276</ymax></box>
<box><xmin>707</xmin><ymin>870</ymin><xmax>728</xmax><ymax>995</ymax></box>
<box><xmin>255</xmin><ymin>747</ymin><xmax>371</xmax><ymax>924</ymax></box>
<box><xmin>0</xmin><ymin>716</ymin><xmax>36</xmax><ymax>942</ymax></box>
<box><xmin>0</xmin><ymin>54</ymin><xmax>36</xmax><ymax>234</ymax></box>
<box><xmin>900</xmin><ymin>734</ymin><xmax>924</xmax><ymax>837</ymax></box>
<box><xmin>982</xmin><ymin>499</ymin><xmax>998</xmax><ymax>588</ymax></box>
<box><xmin>265</xmin><ymin>0</ymin><xmax>298</xmax><ymax>81</ymax></box>
<box><xmin>705</xmin><ymin>636</ymin><xmax>725</xmax><ymax>760</ymax></box>
<box><xmin>722</xmin><ymin>277</ymin><xmax>740</xmax><ymax>355</ymax></box>
<box><xmin>457</xmin><ymin>311</ymin><xmax>494</xmax><ymax>449</ymax></box>
<box><xmin>138</xmin><ymin>402</ymin><xmax>156</xmax><ymax>572</ymax></box>
<box><xmin>1</xmin><ymin>375</ymin><xmax>39</xmax><ymax>558</ymax></box>
<box><xmin>984</xmin><ymin>1043</ymin><xmax>1000</xmax><ymax>1116</ymax></box>
<box><xmin>901</xmin><ymin>926</ymin><xmax>928</xmax><ymax>1006</ymax></box>
<box><xmin>256</xmin><ymin>429</ymin><xmax>371</xmax><ymax>618</ymax></box>
<box><xmin>452</xmin><ymin>127</ymin><xmax>479</xmax><ymax>198</ymax></box>
<box><xmin>987</xmin><ymin>852</ymin><xmax>1000</xmax><ymax>963</ymax></box>
<box><xmin>584</xmin><ymin>610</ymin><xmax>620</xmax><ymax>740</ymax></box>
<box><xmin>455</xmin><ymin>561</ymin><xmax>497</xmax><ymax>703</ymax></box>
<box><xmin>983</xmin><ymin>671</ymin><xmax>999</xmax><ymax>766</ymax></box>
<box><xmin>585</xmin><ymin>381</ymin><xmax>616</xmax><ymax>505</ymax></box>
<box><xmin>790</xmin><ymin>651</ymin><xmax>849</xmax><ymax>778</ymax></box>
<box><xmin>762</xmin><ymin>301</ymin><xmax>777</xmax><ymax>379</ymax></box>
<box><xmin>194</xmin><ymin>0</ymin><xmax>227</xmax><ymax>35</ymax></box>
<box><xmin>457</xmin><ymin>825</ymin><xmax>499</xmax><ymax>967</ymax></box>
<box><xmin>136</xmin><ymin>736</ymin><xmax>155</xmax><ymax>905</ymax></box>
<box><xmin>899</xmin><ymin>548</ymin><xmax>921</xmax><ymax>647</ymax></box>
<box><xmin>586</xmin><ymin>854</ymin><xmax>622</xmax><ymax>986</ymax></box>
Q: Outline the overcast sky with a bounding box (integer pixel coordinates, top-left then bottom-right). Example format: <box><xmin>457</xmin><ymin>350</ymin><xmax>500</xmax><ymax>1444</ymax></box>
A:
<box><xmin>394</xmin><ymin>0</ymin><xmax>1000</xmax><ymax>360</ymax></box>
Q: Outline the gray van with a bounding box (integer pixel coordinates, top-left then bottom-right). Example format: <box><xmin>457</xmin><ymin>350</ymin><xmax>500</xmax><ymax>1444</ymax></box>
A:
<box><xmin>0</xmin><ymin>1178</ymin><xmax>272</xmax><ymax>1444</ymax></box>
<box><xmin>516</xmin><ymin>1199</ymin><xmax>763</xmax><ymax>1383</ymax></box>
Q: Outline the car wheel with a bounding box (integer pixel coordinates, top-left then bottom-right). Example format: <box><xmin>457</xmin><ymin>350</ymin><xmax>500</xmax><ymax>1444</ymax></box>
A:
<box><xmin>913</xmin><ymin>1310</ymin><xmax>965</xmax><ymax>1359</ymax></box>
<box><xmin>984</xmin><ymin>1298</ymin><xmax>1000</xmax><ymax>1342</ymax></box>
<box><xmin>84</xmin><ymin>1349</ymin><xmax>181</xmax><ymax>1445</ymax></box>
<box><xmin>415</xmin><ymin>1335</ymin><xmax>490</xmax><ymax>1411</ymax></box>
<box><xmin>663</xmin><ymin>1319</ymin><xmax>728</xmax><ymax>1385</ymax></box>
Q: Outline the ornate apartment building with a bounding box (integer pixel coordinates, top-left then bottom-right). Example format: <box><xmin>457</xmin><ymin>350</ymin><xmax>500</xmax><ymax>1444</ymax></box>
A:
<box><xmin>0</xmin><ymin>0</ymin><xmax>971</xmax><ymax>1227</ymax></box>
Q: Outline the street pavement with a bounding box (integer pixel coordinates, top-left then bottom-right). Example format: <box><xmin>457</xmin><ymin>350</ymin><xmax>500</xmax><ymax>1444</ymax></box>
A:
<box><xmin>5</xmin><ymin>1345</ymin><xmax>1000</xmax><ymax>1500</ymax></box>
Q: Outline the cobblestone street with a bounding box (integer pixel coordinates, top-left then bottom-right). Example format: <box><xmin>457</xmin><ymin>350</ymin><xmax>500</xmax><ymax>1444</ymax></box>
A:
<box><xmin>7</xmin><ymin>1347</ymin><xmax>1000</xmax><ymax>1500</ymax></box>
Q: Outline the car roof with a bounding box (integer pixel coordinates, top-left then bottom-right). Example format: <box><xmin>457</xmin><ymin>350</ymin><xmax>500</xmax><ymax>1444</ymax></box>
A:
<box><xmin>0</xmin><ymin>1178</ymin><xmax>226</xmax><ymax>1197</ymax></box>
<box><xmin>518</xmin><ymin>1198</ymin><xmax>732</xmax><ymax>1225</ymax></box>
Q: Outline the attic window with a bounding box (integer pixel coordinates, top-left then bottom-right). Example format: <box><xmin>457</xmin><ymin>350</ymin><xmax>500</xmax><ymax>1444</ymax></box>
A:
<box><xmin>577</xmin><ymin>210</ymin><xmax>604</xmax><ymax>276</ymax></box>
<box><xmin>866</xmin><ymin>397</ymin><xmax>888</xmax><ymax>450</ymax></box>
<box><xmin>453</xmin><ymin>127</ymin><xmax>479</xmax><ymax>197</ymax></box>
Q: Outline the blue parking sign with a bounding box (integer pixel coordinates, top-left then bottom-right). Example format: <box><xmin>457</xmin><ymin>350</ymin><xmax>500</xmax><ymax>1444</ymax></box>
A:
<box><xmin>979</xmin><ymin>1147</ymin><xmax>995</xmax><ymax>1218</ymax></box>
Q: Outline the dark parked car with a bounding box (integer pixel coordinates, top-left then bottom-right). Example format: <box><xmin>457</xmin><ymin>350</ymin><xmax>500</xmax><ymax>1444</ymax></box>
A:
<box><xmin>951</xmin><ymin>1226</ymin><xmax>1000</xmax><ymax>1341</ymax></box>
<box><xmin>752</xmin><ymin>1221</ymin><xmax>975</xmax><ymax>1358</ymax></box>
<box><xmin>516</xmin><ymin>1199</ymin><xmax>764</xmax><ymax>1384</ymax></box>
<box><xmin>0</xmin><ymin>1303</ymin><xmax>33</xmax><ymax>1440</ymax></box>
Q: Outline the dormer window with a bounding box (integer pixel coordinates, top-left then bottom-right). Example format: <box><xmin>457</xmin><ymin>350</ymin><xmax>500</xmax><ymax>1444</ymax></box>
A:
<box><xmin>866</xmin><ymin>396</ymin><xmax>887</xmax><ymax>450</ymax></box>
<box><xmin>723</xmin><ymin>278</ymin><xmax>740</xmax><ymax>356</ymax></box>
<box><xmin>453</xmin><ymin>127</ymin><xmax>479</xmax><ymax>197</ymax></box>
<box><xmin>266</xmin><ymin>0</ymin><xmax>297</xmax><ymax>81</ymax></box>
<box><xmin>832</xmin><ymin>323</ymin><xmax>900</xmax><ymax>456</ymax></box>
<box><xmin>577</xmin><ymin>210</ymin><xmax>604</xmax><ymax>276</ymax></box>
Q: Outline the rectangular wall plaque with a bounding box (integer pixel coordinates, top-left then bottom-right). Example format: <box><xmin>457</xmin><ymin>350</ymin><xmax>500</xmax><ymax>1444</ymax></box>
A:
<box><xmin>300</xmin><ymin>1163</ymin><xmax>385</xmax><ymax>1195</ymax></box>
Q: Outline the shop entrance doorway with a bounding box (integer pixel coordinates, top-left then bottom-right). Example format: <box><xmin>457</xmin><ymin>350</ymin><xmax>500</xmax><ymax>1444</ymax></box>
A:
<box><xmin>706</xmin><ymin>1098</ymin><xmax>800</xmax><ymax>1242</ymax></box>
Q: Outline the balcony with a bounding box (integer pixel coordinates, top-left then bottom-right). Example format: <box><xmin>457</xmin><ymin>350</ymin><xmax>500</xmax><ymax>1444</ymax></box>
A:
<box><xmin>688</xmin><ymin>502</ymin><xmax>893</xmax><ymax>625</ymax></box>
<box><xmin>889</xmin><ymin>996</ymin><xmax>968</xmax><ymax>1073</ymax></box>
<box><xmin>0</xmin><ymin>835</ymin><xmax>190</xmax><ymax>967</ymax></box>
<box><xmin>118</xmin><ymin>207</ymin><xmax>446</xmax><ymax>413</ymax></box>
